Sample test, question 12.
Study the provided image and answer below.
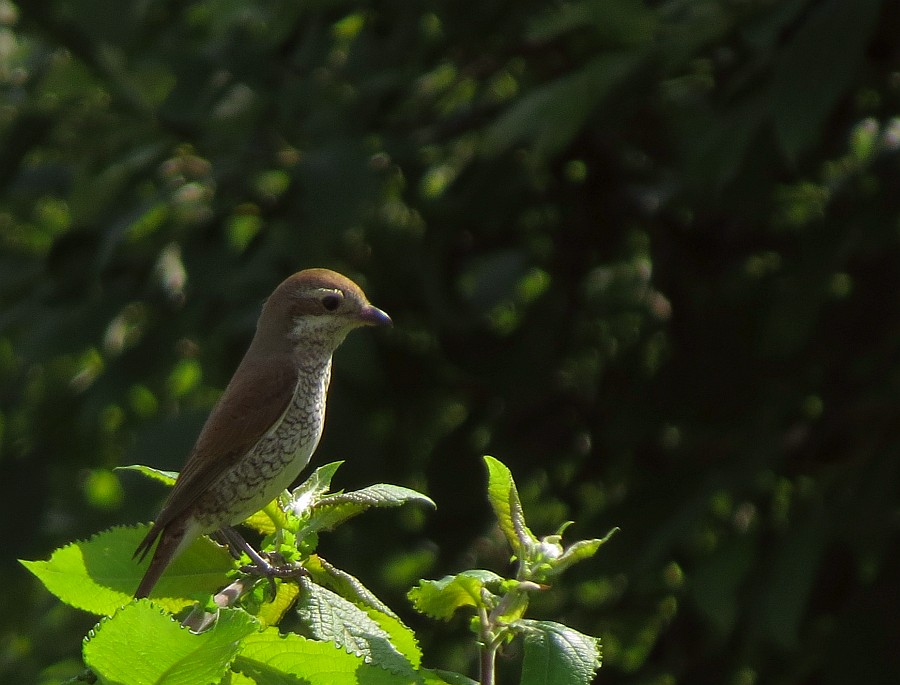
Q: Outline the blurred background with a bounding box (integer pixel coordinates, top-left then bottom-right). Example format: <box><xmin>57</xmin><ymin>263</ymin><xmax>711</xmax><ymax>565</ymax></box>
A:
<box><xmin>2</xmin><ymin>0</ymin><xmax>900</xmax><ymax>683</ymax></box>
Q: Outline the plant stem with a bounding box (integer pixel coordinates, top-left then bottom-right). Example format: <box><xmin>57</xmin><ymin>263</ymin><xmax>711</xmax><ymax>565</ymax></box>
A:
<box><xmin>479</xmin><ymin>639</ymin><xmax>497</xmax><ymax>685</ymax></box>
<box><xmin>477</xmin><ymin>602</ymin><xmax>497</xmax><ymax>685</ymax></box>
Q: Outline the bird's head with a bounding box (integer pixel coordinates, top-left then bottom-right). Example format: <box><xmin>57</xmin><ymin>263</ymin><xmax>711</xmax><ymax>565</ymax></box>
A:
<box><xmin>257</xmin><ymin>268</ymin><xmax>391</xmax><ymax>352</ymax></box>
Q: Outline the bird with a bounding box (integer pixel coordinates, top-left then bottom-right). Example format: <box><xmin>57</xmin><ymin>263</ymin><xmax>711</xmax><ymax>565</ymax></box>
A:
<box><xmin>133</xmin><ymin>268</ymin><xmax>391</xmax><ymax>599</ymax></box>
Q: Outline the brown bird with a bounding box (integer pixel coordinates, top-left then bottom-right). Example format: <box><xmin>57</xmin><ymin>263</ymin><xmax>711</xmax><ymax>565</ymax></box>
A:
<box><xmin>133</xmin><ymin>268</ymin><xmax>391</xmax><ymax>598</ymax></box>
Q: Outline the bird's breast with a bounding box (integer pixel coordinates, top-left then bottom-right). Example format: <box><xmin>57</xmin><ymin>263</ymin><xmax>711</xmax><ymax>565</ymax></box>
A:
<box><xmin>194</xmin><ymin>358</ymin><xmax>333</xmax><ymax>529</ymax></box>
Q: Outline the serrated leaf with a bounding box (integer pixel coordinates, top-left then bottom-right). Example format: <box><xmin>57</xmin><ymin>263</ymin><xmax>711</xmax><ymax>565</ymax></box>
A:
<box><xmin>305</xmin><ymin>555</ymin><xmax>398</xmax><ymax>619</ymax></box>
<box><xmin>299</xmin><ymin>483</ymin><xmax>435</xmax><ymax>537</ymax></box>
<box><xmin>318</xmin><ymin>483</ymin><xmax>435</xmax><ymax>513</ymax></box>
<box><xmin>226</xmin><ymin>671</ymin><xmax>258</xmax><ymax>685</ymax></box>
<box><xmin>83</xmin><ymin>602</ymin><xmax>257</xmax><ymax>685</ymax></box>
<box><xmin>22</xmin><ymin>525</ymin><xmax>234</xmax><ymax>615</ymax></box>
<box><xmin>483</xmin><ymin>456</ymin><xmax>536</xmax><ymax>555</ymax></box>
<box><xmin>296</xmin><ymin>578</ymin><xmax>415</xmax><ymax>676</ymax></box>
<box><xmin>367</xmin><ymin>609</ymin><xmax>422</xmax><ymax>671</ymax></box>
<box><xmin>244</xmin><ymin>475</ymin><xmax>434</xmax><ymax>539</ymax></box>
<box><xmin>115</xmin><ymin>464</ymin><xmax>178</xmax><ymax>486</ymax></box>
<box><xmin>408</xmin><ymin>569</ymin><xmax>504</xmax><ymax>621</ymax></box>
<box><xmin>234</xmin><ymin>629</ymin><xmax>415</xmax><ymax>685</ymax></box>
<box><xmin>518</xmin><ymin>620</ymin><xmax>601</xmax><ymax>685</ymax></box>
<box><xmin>303</xmin><ymin>555</ymin><xmax>422</xmax><ymax>668</ymax></box>
<box><xmin>235</xmin><ymin>629</ymin><xmax>357</xmax><ymax>684</ymax></box>
<box><xmin>289</xmin><ymin>461</ymin><xmax>345</xmax><ymax>514</ymax></box>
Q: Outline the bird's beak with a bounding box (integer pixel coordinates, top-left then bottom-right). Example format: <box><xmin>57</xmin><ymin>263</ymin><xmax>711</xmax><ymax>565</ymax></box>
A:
<box><xmin>359</xmin><ymin>305</ymin><xmax>392</xmax><ymax>327</ymax></box>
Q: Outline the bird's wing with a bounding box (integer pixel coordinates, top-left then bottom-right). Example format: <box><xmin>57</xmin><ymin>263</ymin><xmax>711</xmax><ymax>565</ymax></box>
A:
<box><xmin>151</xmin><ymin>351</ymin><xmax>299</xmax><ymax>532</ymax></box>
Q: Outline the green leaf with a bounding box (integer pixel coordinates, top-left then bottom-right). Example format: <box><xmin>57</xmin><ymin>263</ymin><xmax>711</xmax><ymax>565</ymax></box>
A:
<box><xmin>758</xmin><ymin>514</ymin><xmax>827</xmax><ymax>650</ymax></box>
<box><xmin>482</xmin><ymin>54</ymin><xmax>641</xmax><ymax>157</ymax></box>
<box><xmin>770</xmin><ymin>0</ymin><xmax>882</xmax><ymax>158</ymax></box>
<box><xmin>295</xmin><ymin>578</ymin><xmax>415</xmax><ymax>676</ymax></box>
<box><xmin>483</xmin><ymin>455</ymin><xmax>536</xmax><ymax>556</ymax></box>
<box><xmin>408</xmin><ymin>569</ymin><xmax>504</xmax><ymax>621</ymax></box>
<box><xmin>21</xmin><ymin>525</ymin><xmax>234</xmax><ymax>615</ymax></box>
<box><xmin>83</xmin><ymin>602</ymin><xmax>257</xmax><ymax>685</ymax></box>
<box><xmin>115</xmin><ymin>464</ymin><xmax>178</xmax><ymax>486</ymax></box>
<box><xmin>489</xmin><ymin>586</ymin><xmax>531</xmax><ymax>625</ymax></box>
<box><xmin>678</xmin><ymin>96</ymin><xmax>768</xmax><ymax>191</ymax></box>
<box><xmin>304</xmin><ymin>556</ymin><xmax>423</xmax><ymax>668</ymax></box>
<box><xmin>366</xmin><ymin>609</ymin><xmax>422</xmax><ymax>671</ymax></box>
<box><xmin>690</xmin><ymin>537</ymin><xmax>756</xmax><ymax>635</ymax></box>
<box><xmin>289</xmin><ymin>460</ymin><xmax>345</xmax><ymax>513</ymax></box>
<box><xmin>518</xmin><ymin>620</ymin><xmax>602</xmax><ymax>685</ymax></box>
<box><xmin>234</xmin><ymin>629</ymin><xmax>415</xmax><ymax>685</ymax></box>
<box><xmin>528</xmin><ymin>0</ymin><xmax>657</xmax><ymax>47</ymax></box>
<box><xmin>544</xmin><ymin>528</ymin><xmax>619</xmax><ymax>579</ymax></box>
<box><xmin>225</xmin><ymin>671</ymin><xmax>258</xmax><ymax>685</ymax></box>
<box><xmin>243</xmin><ymin>495</ymin><xmax>295</xmax><ymax>536</ymax></box>
<box><xmin>554</xmin><ymin>538</ymin><xmax>604</xmax><ymax>572</ymax></box>
<box><xmin>305</xmin><ymin>555</ymin><xmax>398</xmax><ymax>619</ymax></box>
<box><xmin>299</xmin><ymin>483</ymin><xmax>435</xmax><ymax>537</ymax></box>
<box><xmin>420</xmin><ymin>669</ymin><xmax>478</xmax><ymax>685</ymax></box>
<box><xmin>235</xmin><ymin>629</ymin><xmax>356</xmax><ymax>683</ymax></box>
<box><xmin>242</xmin><ymin>462</ymin><xmax>353</xmax><ymax>536</ymax></box>
<box><xmin>255</xmin><ymin>581</ymin><xmax>301</xmax><ymax>629</ymax></box>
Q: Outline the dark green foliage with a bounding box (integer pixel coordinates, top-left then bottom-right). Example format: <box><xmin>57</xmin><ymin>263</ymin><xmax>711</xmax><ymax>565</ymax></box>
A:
<box><xmin>3</xmin><ymin>0</ymin><xmax>900</xmax><ymax>682</ymax></box>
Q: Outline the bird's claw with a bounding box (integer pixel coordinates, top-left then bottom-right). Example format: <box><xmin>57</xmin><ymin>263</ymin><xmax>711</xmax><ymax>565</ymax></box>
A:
<box><xmin>239</xmin><ymin>555</ymin><xmax>307</xmax><ymax>597</ymax></box>
<box><xmin>239</xmin><ymin>562</ymin><xmax>308</xmax><ymax>578</ymax></box>
<box><xmin>240</xmin><ymin>552</ymin><xmax>307</xmax><ymax>581</ymax></box>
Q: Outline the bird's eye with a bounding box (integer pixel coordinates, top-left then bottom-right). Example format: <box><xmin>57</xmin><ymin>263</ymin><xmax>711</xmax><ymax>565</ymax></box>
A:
<box><xmin>321</xmin><ymin>293</ymin><xmax>342</xmax><ymax>311</ymax></box>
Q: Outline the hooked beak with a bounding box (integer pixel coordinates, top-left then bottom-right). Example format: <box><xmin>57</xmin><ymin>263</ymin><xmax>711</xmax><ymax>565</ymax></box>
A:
<box><xmin>359</xmin><ymin>304</ymin><xmax>392</xmax><ymax>327</ymax></box>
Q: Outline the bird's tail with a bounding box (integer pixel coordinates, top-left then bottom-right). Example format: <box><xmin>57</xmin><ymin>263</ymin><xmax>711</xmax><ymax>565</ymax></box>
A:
<box><xmin>134</xmin><ymin>521</ymin><xmax>162</xmax><ymax>563</ymax></box>
<box><xmin>133</xmin><ymin>519</ymin><xmax>188</xmax><ymax>599</ymax></box>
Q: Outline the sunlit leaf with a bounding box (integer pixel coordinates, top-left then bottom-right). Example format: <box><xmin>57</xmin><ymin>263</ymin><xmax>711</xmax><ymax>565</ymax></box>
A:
<box><xmin>519</xmin><ymin>619</ymin><xmax>601</xmax><ymax>685</ymax></box>
<box><xmin>298</xmin><ymin>483</ymin><xmax>435</xmax><ymax>537</ymax></box>
<box><xmin>116</xmin><ymin>464</ymin><xmax>178</xmax><ymax>487</ymax></box>
<box><xmin>83</xmin><ymin>603</ymin><xmax>257</xmax><ymax>685</ymax></box>
<box><xmin>296</xmin><ymin>578</ymin><xmax>415</xmax><ymax>675</ymax></box>
<box><xmin>234</xmin><ymin>629</ymin><xmax>415</xmax><ymax>685</ymax></box>
<box><xmin>255</xmin><ymin>580</ymin><xmax>301</xmax><ymax>628</ymax></box>
<box><xmin>408</xmin><ymin>570</ymin><xmax>503</xmax><ymax>621</ymax></box>
<box><xmin>21</xmin><ymin>525</ymin><xmax>233</xmax><ymax>615</ymax></box>
<box><xmin>483</xmin><ymin>455</ymin><xmax>536</xmax><ymax>556</ymax></box>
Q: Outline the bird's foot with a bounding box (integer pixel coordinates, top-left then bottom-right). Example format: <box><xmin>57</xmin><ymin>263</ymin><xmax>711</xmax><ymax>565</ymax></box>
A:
<box><xmin>240</xmin><ymin>552</ymin><xmax>308</xmax><ymax>579</ymax></box>
<box><xmin>239</xmin><ymin>552</ymin><xmax>307</xmax><ymax>597</ymax></box>
<box><xmin>239</xmin><ymin>559</ymin><xmax>308</xmax><ymax>579</ymax></box>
